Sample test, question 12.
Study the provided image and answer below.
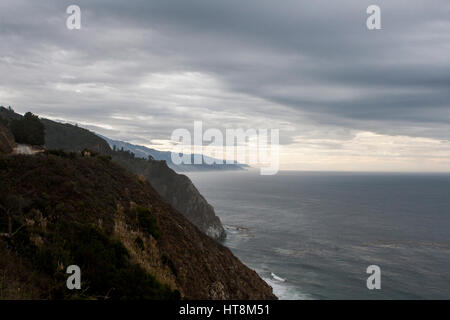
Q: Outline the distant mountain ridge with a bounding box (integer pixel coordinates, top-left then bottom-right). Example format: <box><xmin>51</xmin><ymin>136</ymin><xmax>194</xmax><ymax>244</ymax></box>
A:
<box><xmin>99</xmin><ymin>135</ymin><xmax>249</xmax><ymax>172</ymax></box>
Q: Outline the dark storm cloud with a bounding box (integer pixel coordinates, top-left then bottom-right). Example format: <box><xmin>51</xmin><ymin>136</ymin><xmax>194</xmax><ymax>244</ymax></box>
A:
<box><xmin>0</xmin><ymin>0</ymin><xmax>449</xmax><ymax>145</ymax></box>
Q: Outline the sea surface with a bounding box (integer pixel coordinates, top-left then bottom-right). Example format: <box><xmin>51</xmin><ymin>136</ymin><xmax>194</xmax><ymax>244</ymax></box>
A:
<box><xmin>186</xmin><ymin>170</ymin><xmax>450</xmax><ymax>299</ymax></box>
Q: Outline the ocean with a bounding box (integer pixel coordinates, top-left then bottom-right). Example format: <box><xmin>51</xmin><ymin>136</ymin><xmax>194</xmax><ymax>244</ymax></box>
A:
<box><xmin>186</xmin><ymin>170</ymin><xmax>450</xmax><ymax>299</ymax></box>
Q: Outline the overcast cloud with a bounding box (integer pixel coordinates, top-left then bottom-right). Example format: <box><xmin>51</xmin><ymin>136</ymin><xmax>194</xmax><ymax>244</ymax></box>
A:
<box><xmin>1</xmin><ymin>0</ymin><xmax>450</xmax><ymax>171</ymax></box>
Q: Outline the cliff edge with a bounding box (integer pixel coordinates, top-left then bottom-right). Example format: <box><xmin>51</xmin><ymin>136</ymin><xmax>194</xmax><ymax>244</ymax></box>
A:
<box><xmin>0</xmin><ymin>152</ymin><xmax>275</xmax><ymax>299</ymax></box>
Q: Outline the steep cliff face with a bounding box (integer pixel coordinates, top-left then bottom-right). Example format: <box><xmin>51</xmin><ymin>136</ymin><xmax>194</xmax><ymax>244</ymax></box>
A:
<box><xmin>0</xmin><ymin>153</ymin><xmax>275</xmax><ymax>299</ymax></box>
<box><xmin>112</xmin><ymin>153</ymin><xmax>227</xmax><ymax>241</ymax></box>
<box><xmin>44</xmin><ymin>120</ymin><xmax>227</xmax><ymax>241</ymax></box>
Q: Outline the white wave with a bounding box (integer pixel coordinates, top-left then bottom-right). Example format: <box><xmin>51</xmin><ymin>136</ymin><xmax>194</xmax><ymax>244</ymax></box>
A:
<box><xmin>271</xmin><ymin>272</ymin><xmax>286</xmax><ymax>282</ymax></box>
<box><xmin>262</xmin><ymin>277</ymin><xmax>311</xmax><ymax>300</ymax></box>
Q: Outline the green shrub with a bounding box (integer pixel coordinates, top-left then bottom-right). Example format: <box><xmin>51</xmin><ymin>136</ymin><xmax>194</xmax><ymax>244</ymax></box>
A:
<box><xmin>10</xmin><ymin>112</ymin><xmax>45</xmax><ymax>146</ymax></box>
<box><xmin>136</xmin><ymin>206</ymin><xmax>160</xmax><ymax>240</ymax></box>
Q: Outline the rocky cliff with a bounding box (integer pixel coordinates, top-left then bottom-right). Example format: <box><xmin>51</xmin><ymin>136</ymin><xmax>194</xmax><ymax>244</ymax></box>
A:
<box><xmin>0</xmin><ymin>152</ymin><xmax>275</xmax><ymax>299</ymax></box>
<box><xmin>0</xmin><ymin>107</ymin><xmax>226</xmax><ymax>241</ymax></box>
<box><xmin>112</xmin><ymin>151</ymin><xmax>226</xmax><ymax>240</ymax></box>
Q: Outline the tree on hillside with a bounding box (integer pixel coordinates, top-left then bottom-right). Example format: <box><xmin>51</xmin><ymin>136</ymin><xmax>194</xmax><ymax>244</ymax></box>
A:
<box><xmin>10</xmin><ymin>112</ymin><xmax>45</xmax><ymax>146</ymax></box>
<box><xmin>0</xmin><ymin>115</ymin><xmax>7</xmax><ymax>127</ymax></box>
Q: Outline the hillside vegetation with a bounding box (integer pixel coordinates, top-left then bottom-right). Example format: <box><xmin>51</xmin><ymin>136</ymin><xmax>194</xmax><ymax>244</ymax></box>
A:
<box><xmin>0</xmin><ymin>107</ymin><xmax>226</xmax><ymax>240</ymax></box>
<box><xmin>0</xmin><ymin>151</ymin><xmax>275</xmax><ymax>299</ymax></box>
<box><xmin>10</xmin><ymin>112</ymin><xmax>45</xmax><ymax>146</ymax></box>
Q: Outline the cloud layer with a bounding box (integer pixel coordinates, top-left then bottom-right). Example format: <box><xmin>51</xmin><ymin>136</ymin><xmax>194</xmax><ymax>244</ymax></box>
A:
<box><xmin>1</xmin><ymin>0</ymin><xmax>449</xmax><ymax>170</ymax></box>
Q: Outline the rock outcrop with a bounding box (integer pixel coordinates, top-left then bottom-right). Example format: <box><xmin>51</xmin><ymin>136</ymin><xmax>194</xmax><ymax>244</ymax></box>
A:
<box><xmin>112</xmin><ymin>154</ymin><xmax>227</xmax><ymax>241</ymax></box>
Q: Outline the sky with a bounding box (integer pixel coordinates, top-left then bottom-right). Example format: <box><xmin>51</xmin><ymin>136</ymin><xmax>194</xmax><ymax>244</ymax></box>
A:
<box><xmin>1</xmin><ymin>0</ymin><xmax>450</xmax><ymax>171</ymax></box>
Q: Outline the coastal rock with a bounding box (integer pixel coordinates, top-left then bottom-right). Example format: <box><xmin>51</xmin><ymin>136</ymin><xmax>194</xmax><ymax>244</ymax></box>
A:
<box><xmin>111</xmin><ymin>149</ymin><xmax>227</xmax><ymax>241</ymax></box>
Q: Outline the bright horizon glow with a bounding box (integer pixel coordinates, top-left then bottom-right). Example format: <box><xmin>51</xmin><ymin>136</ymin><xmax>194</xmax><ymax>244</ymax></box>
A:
<box><xmin>29</xmin><ymin>114</ymin><xmax>450</xmax><ymax>173</ymax></box>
